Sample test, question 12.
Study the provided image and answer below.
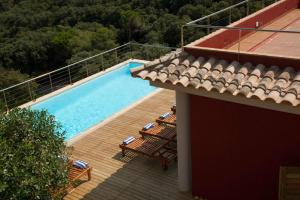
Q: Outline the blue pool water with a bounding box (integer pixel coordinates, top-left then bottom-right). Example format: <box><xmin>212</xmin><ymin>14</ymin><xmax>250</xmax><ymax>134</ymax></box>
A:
<box><xmin>32</xmin><ymin>62</ymin><xmax>156</xmax><ymax>140</ymax></box>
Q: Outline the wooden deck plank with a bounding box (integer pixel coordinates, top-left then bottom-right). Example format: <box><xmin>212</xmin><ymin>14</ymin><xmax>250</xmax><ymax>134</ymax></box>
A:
<box><xmin>64</xmin><ymin>89</ymin><xmax>193</xmax><ymax>200</ymax></box>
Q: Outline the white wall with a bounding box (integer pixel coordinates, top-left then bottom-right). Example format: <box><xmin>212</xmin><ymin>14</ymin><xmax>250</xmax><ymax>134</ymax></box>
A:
<box><xmin>176</xmin><ymin>91</ymin><xmax>192</xmax><ymax>192</ymax></box>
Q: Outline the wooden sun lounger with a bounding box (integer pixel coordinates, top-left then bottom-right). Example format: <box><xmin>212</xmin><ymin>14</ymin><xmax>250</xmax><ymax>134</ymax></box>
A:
<box><xmin>119</xmin><ymin>137</ymin><xmax>177</xmax><ymax>170</ymax></box>
<box><xmin>279</xmin><ymin>166</ymin><xmax>300</xmax><ymax>200</ymax></box>
<box><xmin>52</xmin><ymin>160</ymin><xmax>92</xmax><ymax>197</ymax></box>
<box><xmin>156</xmin><ymin>114</ymin><xmax>176</xmax><ymax>126</ymax></box>
<box><xmin>140</xmin><ymin>123</ymin><xmax>176</xmax><ymax>141</ymax></box>
<box><xmin>69</xmin><ymin>163</ymin><xmax>92</xmax><ymax>182</ymax></box>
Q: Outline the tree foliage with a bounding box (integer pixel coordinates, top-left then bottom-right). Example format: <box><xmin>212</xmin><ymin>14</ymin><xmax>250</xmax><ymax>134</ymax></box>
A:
<box><xmin>0</xmin><ymin>67</ymin><xmax>29</xmax><ymax>89</ymax></box>
<box><xmin>0</xmin><ymin>0</ymin><xmax>274</xmax><ymax>89</ymax></box>
<box><xmin>0</xmin><ymin>108</ymin><xmax>70</xmax><ymax>199</ymax></box>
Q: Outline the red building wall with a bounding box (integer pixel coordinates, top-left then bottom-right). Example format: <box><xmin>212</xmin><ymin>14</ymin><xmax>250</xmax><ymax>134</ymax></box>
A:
<box><xmin>190</xmin><ymin>94</ymin><xmax>300</xmax><ymax>200</ymax></box>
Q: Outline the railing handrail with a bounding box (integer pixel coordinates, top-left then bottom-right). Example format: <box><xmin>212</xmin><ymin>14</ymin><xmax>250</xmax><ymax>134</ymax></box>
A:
<box><xmin>0</xmin><ymin>42</ymin><xmax>174</xmax><ymax>93</ymax></box>
<box><xmin>181</xmin><ymin>0</ymin><xmax>279</xmax><ymax>47</ymax></box>
<box><xmin>186</xmin><ymin>0</ymin><xmax>250</xmax><ymax>25</ymax></box>
<box><xmin>130</xmin><ymin>42</ymin><xmax>177</xmax><ymax>49</ymax></box>
<box><xmin>185</xmin><ymin>24</ymin><xmax>300</xmax><ymax>34</ymax></box>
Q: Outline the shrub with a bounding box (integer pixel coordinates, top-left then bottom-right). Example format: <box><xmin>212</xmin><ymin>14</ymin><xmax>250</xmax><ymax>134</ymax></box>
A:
<box><xmin>0</xmin><ymin>108</ymin><xmax>70</xmax><ymax>199</ymax></box>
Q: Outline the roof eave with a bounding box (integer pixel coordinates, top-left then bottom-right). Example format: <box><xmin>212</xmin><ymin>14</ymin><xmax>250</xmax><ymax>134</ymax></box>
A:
<box><xmin>150</xmin><ymin>81</ymin><xmax>300</xmax><ymax>116</ymax></box>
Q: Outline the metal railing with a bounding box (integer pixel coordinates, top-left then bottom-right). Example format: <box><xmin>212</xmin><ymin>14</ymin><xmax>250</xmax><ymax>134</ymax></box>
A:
<box><xmin>0</xmin><ymin>42</ymin><xmax>176</xmax><ymax>112</ymax></box>
<box><xmin>181</xmin><ymin>0</ymin><xmax>278</xmax><ymax>46</ymax></box>
<box><xmin>187</xmin><ymin>24</ymin><xmax>300</xmax><ymax>59</ymax></box>
<box><xmin>186</xmin><ymin>0</ymin><xmax>252</xmax><ymax>26</ymax></box>
<box><xmin>180</xmin><ymin>0</ymin><xmax>300</xmax><ymax>61</ymax></box>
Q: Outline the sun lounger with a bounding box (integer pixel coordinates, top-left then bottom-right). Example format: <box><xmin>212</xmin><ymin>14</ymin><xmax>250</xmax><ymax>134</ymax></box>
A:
<box><xmin>67</xmin><ymin>160</ymin><xmax>92</xmax><ymax>193</ymax></box>
<box><xmin>119</xmin><ymin>137</ymin><xmax>177</xmax><ymax>170</ymax></box>
<box><xmin>70</xmin><ymin>160</ymin><xmax>91</xmax><ymax>180</ymax></box>
<box><xmin>51</xmin><ymin>160</ymin><xmax>92</xmax><ymax>197</ymax></box>
<box><xmin>140</xmin><ymin>123</ymin><xmax>176</xmax><ymax>141</ymax></box>
<box><xmin>279</xmin><ymin>166</ymin><xmax>300</xmax><ymax>200</ymax></box>
<box><xmin>156</xmin><ymin>113</ymin><xmax>176</xmax><ymax>126</ymax></box>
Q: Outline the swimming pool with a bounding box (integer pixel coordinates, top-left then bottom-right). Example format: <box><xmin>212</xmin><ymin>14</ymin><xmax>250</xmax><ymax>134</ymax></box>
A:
<box><xmin>32</xmin><ymin>61</ymin><xmax>156</xmax><ymax>140</ymax></box>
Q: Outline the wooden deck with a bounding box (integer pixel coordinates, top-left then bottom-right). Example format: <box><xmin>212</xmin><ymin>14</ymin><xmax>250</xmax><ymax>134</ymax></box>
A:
<box><xmin>64</xmin><ymin>89</ymin><xmax>193</xmax><ymax>200</ymax></box>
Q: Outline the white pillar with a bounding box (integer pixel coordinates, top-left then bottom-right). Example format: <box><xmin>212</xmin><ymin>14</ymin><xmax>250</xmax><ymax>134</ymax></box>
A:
<box><xmin>176</xmin><ymin>91</ymin><xmax>191</xmax><ymax>192</ymax></box>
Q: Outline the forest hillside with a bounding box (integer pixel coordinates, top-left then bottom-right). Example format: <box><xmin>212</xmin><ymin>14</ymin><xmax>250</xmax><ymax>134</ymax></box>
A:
<box><xmin>0</xmin><ymin>0</ymin><xmax>271</xmax><ymax>89</ymax></box>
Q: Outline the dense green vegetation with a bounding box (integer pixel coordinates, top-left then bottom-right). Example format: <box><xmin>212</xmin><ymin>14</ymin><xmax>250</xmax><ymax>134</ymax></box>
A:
<box><xmin>0</xmin><ymin>0</ymin><xmax>273</xmax><ymax>90</ymax></box>
<box><xmin>0</xmin><ymin>108</ymin><xmax>70</xmax><ymax>199</ymax></box>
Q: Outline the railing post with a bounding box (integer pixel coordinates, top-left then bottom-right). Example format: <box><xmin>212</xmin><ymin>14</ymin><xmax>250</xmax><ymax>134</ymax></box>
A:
<box><xmin>49</xmin><ymin>74</ymin><xmax>53</xmax><ymax>91</ymax></box>
<box><xmin>27</xmin><ymin>82</ymin><xmax>33</xmax><ymax>101</ymax></box>
<box><xmin>181</xmin><ymin>26</ymin><xmax>184</xmax><ymax>48</ymax></box>
<box><xmin>101</xmin><ymin>54</ymin><xmax>104</xmax><ymax>70</ymax></box>
<box><xmin>115</xmin><ymin>49</ymin><xmax>118</xmax><ymax>63</ymax></box>
<box><xmin>2</xmin><ymin>91</ymin><xmax>9</xmax><ymax>112</ymax></box>
<box><xmin>97</xmin><ymin>56</ymin><xmax>101</xmax><ymax>72</ymax></box>
<box><xmin>246</xmin><ymin>1</ymin><xmax>249</xmax><ymax>16</ymax></box>
<box><xmin>207</xmin><ymin>17</ymin><xmax>210</xmax><ymax>34</ymax></box>
<box><xmin>229</xmin><ymin>8</ymin><xmax>232</xmax><ymax>24</ymax></box>
<box><xmin>68</xmin><ymin>66</ymin><xmax>72</xmax><ymax>84</ymax></box>
<box><xmin>130</xmin><ymin>42</ymin><xmax>133</xmax><ymax>59</ymax></box>
<box><xmin>237</xmin><ymin>29</ymin><xmax>242</xmax><ymax>62</ymax></box>
<box><xmin>145</xmin><ymin>48</ymin><xmax>149</xmax><ymax>61</ymax></box>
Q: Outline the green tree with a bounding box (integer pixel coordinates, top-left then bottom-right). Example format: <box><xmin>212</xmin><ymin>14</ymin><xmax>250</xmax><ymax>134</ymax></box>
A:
<box><xmin>119</xmin><ymin>10</ymin><xmax>143</xmax><ymax>41</ymax></box>
<box><xmin>91</xmin><ymin>27</ymin><xmax>118</xmax><ymax>50</ymax></box>
<box><xmin>0</xmin><ymin>67</ymin><xmax>29</xmax><ymax>89</ymax></box>
<box><xmin>0</xmin><ymin>67</ymin><xmax>38</xmax><ymax>109</ymax></box>
<box><xmin>0</xmin><ymin>31</ymin><xmax>53</xmax><ymax>74</ymax></box>
<box><xmin>0</xmin><ymin>108</ymin><xmax>70</xmax><ymax>199</ymax></box>
<box><xmin>50</xmin><ymin>30</ymin><xmax>75</xmax><ymax>68</ymax></box>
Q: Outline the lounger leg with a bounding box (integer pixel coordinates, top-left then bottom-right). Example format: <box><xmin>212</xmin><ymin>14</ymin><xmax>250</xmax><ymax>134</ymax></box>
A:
<box><xmin>87</xmin><ymin>168</ymin><xmax>92</xmax><ymax>181</ymax></box>
<box><xmin>121</xmin><ymin>149</ymin><xmax>125</xmax><ymax>157</ymax></box>
<box><xmin>161</xmin><ymin>159</ymin><xmax>168</xmax><ymax>171</ymax></box>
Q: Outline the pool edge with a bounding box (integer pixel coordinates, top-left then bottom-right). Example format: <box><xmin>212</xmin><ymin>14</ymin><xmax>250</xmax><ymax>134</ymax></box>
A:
<box><xmin>20</xmin><ymin>59</ymin><xmax>148</xmax><ymax>109</ymax></box>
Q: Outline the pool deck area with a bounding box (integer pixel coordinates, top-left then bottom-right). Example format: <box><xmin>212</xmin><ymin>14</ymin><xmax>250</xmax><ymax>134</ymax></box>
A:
<box><xmin>64</xmin><ymin>89</ymin><xmax>193</xmax><ymax>200</ymax></box>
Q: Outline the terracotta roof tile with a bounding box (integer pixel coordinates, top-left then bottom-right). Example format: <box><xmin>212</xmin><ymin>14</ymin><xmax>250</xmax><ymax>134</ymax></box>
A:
<box><xmin>131</xmin><ymin>50</ymin><xmax>300</xmax><ymax>107</ymax></box>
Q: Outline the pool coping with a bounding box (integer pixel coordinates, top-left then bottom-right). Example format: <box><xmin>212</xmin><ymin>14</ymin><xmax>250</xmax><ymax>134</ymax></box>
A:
<box><xmin>67</xmin><ymin>88</ymin><xmax>163</xmax><ymax>146</ymax></box>
<box><xmin>20</xmin><ymin>59</ymin><xmax>148</xmax><ymax>108</ymax></box>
